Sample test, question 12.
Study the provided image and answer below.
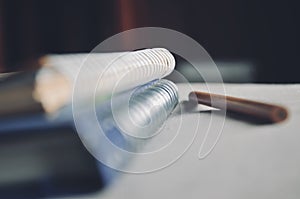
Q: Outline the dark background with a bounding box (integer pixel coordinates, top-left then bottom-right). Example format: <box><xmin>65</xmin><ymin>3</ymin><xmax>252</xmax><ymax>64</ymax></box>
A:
<box><xmin>0</xmin><ymin>0</ymin><xmax>299</xmax><ymax>83</ymax></box>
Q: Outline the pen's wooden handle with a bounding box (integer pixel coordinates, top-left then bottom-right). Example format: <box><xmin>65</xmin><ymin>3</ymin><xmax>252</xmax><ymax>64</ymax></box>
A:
<box><xmin>189</xmin><ymin>91</ymin><xmax>288</xmax><ymax>123</ymax></box>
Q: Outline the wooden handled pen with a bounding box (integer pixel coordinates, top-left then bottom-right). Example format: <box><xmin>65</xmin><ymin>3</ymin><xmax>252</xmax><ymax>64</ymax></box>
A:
<box><xmin>189</xmin><ymin>91</ymin><xmax>288</xmax><ymax>124</ymax></box>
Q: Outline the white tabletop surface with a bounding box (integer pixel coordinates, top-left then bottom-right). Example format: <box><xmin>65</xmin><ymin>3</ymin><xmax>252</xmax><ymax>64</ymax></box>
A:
<box><xmin>64</xmin><ymin>83</ymin><xmax>300</xmax><ymax>199</ymax></box>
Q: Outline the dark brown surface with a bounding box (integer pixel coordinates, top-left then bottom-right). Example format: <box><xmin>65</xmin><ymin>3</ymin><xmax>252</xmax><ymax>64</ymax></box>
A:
<box><xmin>0</xmin><ymin>0</ymin><xmax>299</xmax><ymax>82</ymax></box>
<box><xmin>189</xmin><ymin>91</ymin><xmax>288</xmax><ymax>124</ymax></box>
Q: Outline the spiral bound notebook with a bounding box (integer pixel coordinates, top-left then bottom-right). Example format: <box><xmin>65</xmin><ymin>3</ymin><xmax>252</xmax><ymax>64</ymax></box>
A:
<box><xmin>0</xmin><ymin>48</ymin><xmax>176</xmax><ymax>116</ymax></box>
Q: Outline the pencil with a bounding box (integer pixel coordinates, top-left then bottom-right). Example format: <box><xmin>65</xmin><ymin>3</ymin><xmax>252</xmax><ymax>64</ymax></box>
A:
<box><xmin>189</xmin><ymin>91</ymin><xmax>288</xmax><ymax>124</ymax></box>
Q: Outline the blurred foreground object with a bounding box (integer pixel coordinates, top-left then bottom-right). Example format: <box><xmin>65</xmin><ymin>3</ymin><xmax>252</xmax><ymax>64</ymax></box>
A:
<box><xmin>0</xmin><ymin>78</ymin><xmax>178</xmax><ymax>198</ymax></box>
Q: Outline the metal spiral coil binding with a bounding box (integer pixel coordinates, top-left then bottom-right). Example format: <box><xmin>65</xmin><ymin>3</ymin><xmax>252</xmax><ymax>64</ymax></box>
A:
<box><xmin>98</xmin><ymin>79</ymin><xmax>179</xmax><ymax>152</ymax></box>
